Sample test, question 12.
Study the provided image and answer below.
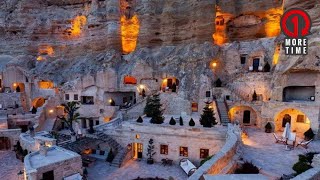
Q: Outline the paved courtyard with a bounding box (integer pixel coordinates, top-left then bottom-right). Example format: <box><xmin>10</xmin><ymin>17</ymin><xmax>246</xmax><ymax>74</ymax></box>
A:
<box><xmin>87</xmin><ymin>159</ymin><xmax>188</xmax><ymax>180</ymax></box>
<box><xmin>242</xmin><ymin>127</ymin><xmax>320</xmax><ymax>177</ymax></box>
<box><xmin>0</xmin><ymin>151</ymin><xmax>24</xmax><ymax>180</ymax></box>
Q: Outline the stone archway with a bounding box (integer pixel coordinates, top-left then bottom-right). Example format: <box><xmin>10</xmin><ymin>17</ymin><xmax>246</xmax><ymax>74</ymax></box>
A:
<box><xmin>228</xmin><ymin>105</ymin><xmax>258</xmax><ymax>126</ymax></box>
<box><xmin>274</xmin><ymin>108</ymin><xmax>311</xmax><ymax>136</ymax></box>
<box><xmin>161</xmin><ymin>77</ymin><xmax>179</xmax><ymax>93</ymax></box>
<box><xmin>32</xmin><ymin>97</ymin><xmax>45</xmax><ymax>108</ymax></box>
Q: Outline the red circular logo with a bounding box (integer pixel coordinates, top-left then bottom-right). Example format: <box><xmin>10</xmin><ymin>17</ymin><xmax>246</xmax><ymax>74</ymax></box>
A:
<box><xmin>281</xmin><ymin>8</ymin><xmax>312</xmax><ymax>38</ymax></box>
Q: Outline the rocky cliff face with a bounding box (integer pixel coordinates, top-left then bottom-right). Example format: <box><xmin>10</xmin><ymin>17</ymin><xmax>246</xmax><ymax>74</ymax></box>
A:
<box><xmin>0</xmin><ymin>0</ymin><xmax>319</xmax><ymax>94</ymax></box>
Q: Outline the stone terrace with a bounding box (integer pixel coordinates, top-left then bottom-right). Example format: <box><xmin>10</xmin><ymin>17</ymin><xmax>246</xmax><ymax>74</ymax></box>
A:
<box><xmin>242</xmin><ymin>127</ymin><xmax>320</xmax><ymax>177</ymax></box>
<box><xmin>0</xmin><ymin>151</ymin><xmax>24</xmax><ymax>180</ymax></box>
<box><xmin>87</xmin><ymin>159</ymin><xmax>188</xmax><ymax>180</ymax></box>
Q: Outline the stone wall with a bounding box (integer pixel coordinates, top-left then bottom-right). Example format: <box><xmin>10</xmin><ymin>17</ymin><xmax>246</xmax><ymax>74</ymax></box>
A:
<box><xmin>24</xmin><ymin>146</ymin><xmax>82</xmax><ymax>180</ymax></box>
<box><xmin>0</xmin><ymin>128</ymin><xmax>21</xmax><ymax>149</ymax></box>
<box><xmin>291</xmin><ymin>167</ymin><xmax>320</xmax><ymax>180</ymax></box>
<box><xmin>104</xmin><ymin>121</ymin><xmax>227</xmax><ymax>165</ymax></box>
<box><xmin>189</xmin><ymin>124</ymin><xmax>241</xmax><ymax>180</ymax></box>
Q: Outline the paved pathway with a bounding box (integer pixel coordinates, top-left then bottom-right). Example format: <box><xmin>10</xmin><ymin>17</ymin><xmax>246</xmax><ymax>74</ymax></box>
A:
<box><xmin>0</xmin><ymin>151</ymin><xmax>24</xmax><ymax>180</ymax></box>
<box><xmin>242</xmin><ymin>127</ymin><xmax>320</xmax><ymax>177</ymax></box>
<box><xmin>87</xmin><ymin>159</ymin><xmax>188</xmax><ymax>180</ymax></box>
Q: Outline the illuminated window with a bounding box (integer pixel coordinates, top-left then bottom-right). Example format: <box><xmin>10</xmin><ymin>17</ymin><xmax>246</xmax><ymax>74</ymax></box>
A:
<box><xmin>81</xmin><ymin>96</ymin><xmax>94</xmax><ymax>105</ymax></box>
<box><xmin>136</xmin><ymin>134</ymin><xmax>140</xmax><ymax>139</ymax></box>
<box><xmin>179</xmin><ymin>147</ymin><xmax>188</xmax><ymax>157</ymax></box>
<box><xmin>200</xmin><ymin>149</ymin><xmax>209</xmax><ymax>159</ymax></box>
<box><xmin>160</xmin><ymin>145</ymin><xmax>168</xmax><ymax>155</ymax></box>
<box><xmin>297</xmin><ymin>115</ymin><xmax>305</xmax><ymax>123</ymax></box>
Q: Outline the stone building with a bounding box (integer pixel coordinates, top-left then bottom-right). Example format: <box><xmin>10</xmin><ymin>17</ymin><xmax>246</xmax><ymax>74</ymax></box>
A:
<box><xmin>24</xmin><ymin>146</ymin><xmax>82</xmax><ymax>180</ymax></box>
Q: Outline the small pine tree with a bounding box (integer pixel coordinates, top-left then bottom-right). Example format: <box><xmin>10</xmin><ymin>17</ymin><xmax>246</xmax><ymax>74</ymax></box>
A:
<box><xmin>144</xmin><ymin>96</ymin><xmax>153</xmax><ymax>117</ymax></box>
<box><xmin>169</xmin><ymin>117</ymin><xmax>176</xmax><ymax>125</ymax></box>
<box><xmin>189</xmin><ymin>118</ymin><xmax>195</xmax><ymax>126</ymax></box>
<box><xmin>149</xmin><ymin>94</ymin><xmax>164</xmax><ymax>124</ymax></box>
<box><xmin>179</xmin><ymin>116</ymin><xmax>184</xmax><ymax>126</ymax></box>
<box><xmin>252</xmin><ymin>90</ymin><xmax>257</xmax><ymax>101</ymax></box>
<box><xmin>200</xmin><ymin>101</ymin><xmax>217</xmax><ymax>128</ymax></box>
<box><xmin>136</xmin><ymin>116</ymin><xmax>143</xmax><ymax>123</ymax></box>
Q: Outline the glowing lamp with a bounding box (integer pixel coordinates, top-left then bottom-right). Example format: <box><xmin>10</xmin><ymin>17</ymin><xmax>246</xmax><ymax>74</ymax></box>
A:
<box><xmin>13</xmin><ymin>83</ymin><xmax>17</xmax><ymax>87</ymax></box>
<box><xmin>212</xmin><ymin>62</ymin><xmax>217</xmax><ymax>67</ymax></box>
<box><xmin>139</xmin><ymin>84</ymin><xmax>145</xmax><ymax>89</ymax></box>
<box><xmin>108</xmin><ymin>99</ymin><xmax>112</xmax><ymax>103</ymax></box>
<box><xmin>48</xmin><ymin>109</ymin><xmax>54</xmax><ymax>113</ymax></box>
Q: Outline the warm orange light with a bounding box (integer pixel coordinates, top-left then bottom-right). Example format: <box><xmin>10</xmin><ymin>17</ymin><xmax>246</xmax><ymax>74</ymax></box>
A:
<box><xmin>108</xmin><ymin>99</ymin><xmax>113</xmax><ymax>103</ymax></box>
<box><xmin>38</xmin><ymin>81</ymin><xmax>54</xmax><ymax>89</ymax></box>
<box><xmin>212</xmin><ymin>62</ymin><xmax>217</xmax><ymax>67</ymax></box>
<box><xmin>13</xmin><ymin>83</ymin><xmax>17</xmax><ymax>87</ymax></box>
<box><xmin>139</xmin><ymin>84</ymin><xmax>145</xmax><ymax>89</ymax></box>
<box><xmin>263</xmin><ymin>7</ymin><xmax>283</xmax><ymax>37</ymax></box>
<box><xmin>104</xmin><ymin>117</ymin><xmax>111</xmax><ymax>122</ymax></box>
<box><xmin>71</xmin><ymin>15</ymin><xmax>87</xmax><ymax>37</ymax></box>
<box><xmin>273</xmin><ymin>44</ymin><xmax>281</xmax><ymax>65</ymax></box>
<box><xmin>37</xmin><ymin>56</ymin><xmax>44</xmax><ymax>61</ymax></box>
<box><xmin>121</xmin><ymin>15</ymin><xmax>140</xmax><ymax>54</ymax></box>
<box><xmin>49</xmin><ymin>109</ymin><xmax>54</xmax><ymax>113</ymax></box>
<box><xmin>39</xmin><ymin>46</ymin><xmax>54</xmax><ymax>56</ymax></box>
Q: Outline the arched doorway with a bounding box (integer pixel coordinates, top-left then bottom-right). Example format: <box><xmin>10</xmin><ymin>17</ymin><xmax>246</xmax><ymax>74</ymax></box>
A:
<box><xmin>274</xmin><ymin>108</ymin><xmax>311</xmax><ymax>136</ymax></box>
<box><xmin>0</xmin><ymin>137</ymin><xmax>11</xmax><ymax>150</ymax></box>
<box><xmin>161</xmin><ymin>77</ymin><xmax>179</xmax><ymax>93</ymax></box>
<box><xmin>32</xmin><ymin>97</ymin><xmax>45</xmax><ymax>108</ymax></box>
<box><xmin>228</xmin><ymin>105</ymin><xmax>258</xmax><ymax>126</ymax></box>
<box><xmin>12</xmin><ymin>82</ymin><xmax>25</xmax><ymax>92</ymax></box>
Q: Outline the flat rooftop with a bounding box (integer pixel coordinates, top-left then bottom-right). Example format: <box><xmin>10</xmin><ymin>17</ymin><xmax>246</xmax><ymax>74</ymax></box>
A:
<box><xmin>25</xmin><ymin>146</ymin><xmax>80</xmax><ymax>171</ymax></box>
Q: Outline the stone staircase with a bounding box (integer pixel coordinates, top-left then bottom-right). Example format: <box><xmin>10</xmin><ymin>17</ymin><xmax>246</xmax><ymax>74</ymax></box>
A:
<box><xmin>93</xmin><ymin>131</ymin><xmax>128</xmax><ymax>168</ymax></box>
<box><xmin>226</xmin><ymin>82</ymin><xmax>252</xmax><ymax>102</ymax></box>
<box><xmin>216</xmin><ymin>100</ymin><xmax>230</xmax><ymax>126</ymax></box>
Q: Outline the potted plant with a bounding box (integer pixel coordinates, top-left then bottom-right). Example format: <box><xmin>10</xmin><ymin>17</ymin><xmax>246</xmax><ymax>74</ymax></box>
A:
<box><xmin>189</xmin><ymin>118</ymin><xmax>195</xmax><ymax>126</ymax></box>
<box><xmin>136</xmin><ymin>116</ymin><xmax>143</xmax><ymax>123</ymax></box>
<box><xmin>265</xmin><ymin>122</ymin><xmax>272</xmax><ymax>133</ymax></box>
<box><xmin>169</xmin><ymin>117</ymin><xmax>176</xmax><ymax>125</ymax></box>
<box><xmin>146</xmin><ymin>139</ymin><xmax>156</xmax><ymax>164</ymax></box>
<box><xmin>179</xmin><ymin>117</ymin><xmax>184</xmax><ymax>126</ymax></box>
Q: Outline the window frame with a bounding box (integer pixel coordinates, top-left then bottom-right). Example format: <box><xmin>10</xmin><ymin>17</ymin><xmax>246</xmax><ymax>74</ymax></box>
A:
<box><xmin>200</xmin><ymin>148</ymin><xmax>209</xmax><ymax>159</ymax></box>
<box><xmin>179</xmin><ymin>146</ymin><xmax>188</xmax><ymax>157</ymax></box>
<box><xmin>65</xmin><ymin>94</ymin><xmax>70</xmax><ymax>101</ymax></box>
<box><xmin>160</xmin><ymin>144</ymin><xmax>168</xmax><ymax>155</ymax></box>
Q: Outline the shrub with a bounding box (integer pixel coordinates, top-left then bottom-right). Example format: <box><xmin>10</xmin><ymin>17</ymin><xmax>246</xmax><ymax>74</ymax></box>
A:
<box><xmin>169</xmin><ymin>117</ymin><xmax>176</xmax><ymax>125</ymax></box>
<box><xmin>304</xmin><ymin>128</ymin><xmax>315</xmax><ymax>140</ymax></box>
<box><xmin>293</xmin><ymin>161</ymin><xmax>312</xmax><ymax>175</ymax></box>
<box><xmin>189</xmin><ymin>118</ymin><xmax>195</xmax><ymax>126</ymax></box>
<box><xmin>136</xmin><ymin>116</ymin><xmax>143</xmax><ymax>123</ymax></box>
<box><xmin>235</xmin><ymin>161</ymin><xmax>259</xmax><ymax>174</ymax></box>
<box><xmin>252</xmin><ymin>90</ymin><xmax>257</xmax><ymax>101</ymax></box>
<box><xmin>265</xmin><ymin>122</ymin><xmax>272</xmax><ymax>133</ymax></box>
<box><xmin>179</xmin><ymin>117</ymin><xmax>184</xmax><ymax>126</ymax></box>
<box><xmin>200</xmin><ymin>155</ymin><xmax>213</xmax><ymax>166</ymax></box>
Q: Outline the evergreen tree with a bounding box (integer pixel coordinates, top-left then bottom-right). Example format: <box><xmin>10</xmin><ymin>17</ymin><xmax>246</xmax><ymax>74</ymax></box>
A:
<box><xmin>200</xmin><ymin>101</ymin><xmax>217</xmax><ymax>128</ymax></box>
<box><xmin>252</xmin><ymin>90</ymin><xmax>257</xmax><ymax>101</ymax></box>
<box><xmin>189</xmin><ymin>118</ymin><xmax>195</xmax><ymax>126</ymax></box>
<box><xmin>263</xmin><ymin>62</ymin><xmax>271</xmax><ymax>72</ymax></box>
<box><xmin>148</xmin><ymin>94</ymin><xmax>164</xmax><ymax>124</ymax></box>
<box><xmin>179</xmin><ymin>116</ymin><xmax>184</xmax><ymax>126</ymax></box>
<box><xmin>144</xmin><ymin>96</ymin><xmax>153</xmax><ymax>117</ymax></box>
<box><xmin>136</xmin><ymin>116</ymin><xmax>143</xmax><ymax>123</ymax></box>
<box><xmin>169</xmin><ymin>117</ymin><xmax>176</xmax><ymax>125</ymax></box>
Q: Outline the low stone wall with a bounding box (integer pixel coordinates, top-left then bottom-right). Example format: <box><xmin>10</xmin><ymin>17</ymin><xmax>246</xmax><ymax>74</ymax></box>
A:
<box><xmin>0</xmin><ymin>128</ymin><xmax>21</xmax><ymax>149</ymax></box>
<box><xmin>20</xmin><ymin>131</ymin><xmax>56</xmax><ymax>152</ymax></box>
<box><xmin>291</xmin><ymin>167</ymin><xmax>320</xmax><ymax>180</ymax></box>
<box><xmin>189</xmin><ymin>124</ymin><xmax>241</xmax><ymax>180</ymax></box>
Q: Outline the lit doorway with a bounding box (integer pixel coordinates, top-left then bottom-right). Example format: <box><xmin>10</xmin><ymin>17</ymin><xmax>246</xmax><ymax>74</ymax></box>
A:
<box><xmin>132</xmin><ymin>143</ymin><xmax>143</xmax><ymax>159</ymax></box>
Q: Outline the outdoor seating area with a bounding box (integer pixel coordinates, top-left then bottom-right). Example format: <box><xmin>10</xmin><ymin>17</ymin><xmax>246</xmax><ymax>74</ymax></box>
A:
<box><xmin>161</xmin><ymin>158</ymin><xmax>173</xmax><ymax>166</ymax></box>
<box><xmin>242</xmin><ymin>127</ymin><xmax>320</xmax><ymax>177</ymax></box>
